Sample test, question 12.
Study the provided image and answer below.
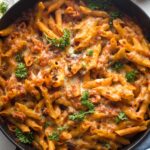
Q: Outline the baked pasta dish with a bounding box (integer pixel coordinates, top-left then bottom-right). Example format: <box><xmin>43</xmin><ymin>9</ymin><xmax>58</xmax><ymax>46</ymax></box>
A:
<box><xmin>0</xmin><ymin>0</ymin><xmax>150</xmax><ymax>149</ymax></box>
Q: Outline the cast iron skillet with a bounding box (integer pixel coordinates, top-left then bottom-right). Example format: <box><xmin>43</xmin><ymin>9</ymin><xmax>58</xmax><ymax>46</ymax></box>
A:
<box><xmin>0</xmin><ymin>0</ymin><xmax>150</xmax><ymax>150</ymax></box>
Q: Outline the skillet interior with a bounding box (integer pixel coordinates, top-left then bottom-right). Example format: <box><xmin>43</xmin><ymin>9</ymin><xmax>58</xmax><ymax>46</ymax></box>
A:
<box><xmin>113</xmin><ymin>0</ymin><xmax>150</xmax><ymax>41</ymax></box>
<box><xmin>0</xmin><ymin>0</ymin><xmax>150</xmax><ymax>150</ymax></box>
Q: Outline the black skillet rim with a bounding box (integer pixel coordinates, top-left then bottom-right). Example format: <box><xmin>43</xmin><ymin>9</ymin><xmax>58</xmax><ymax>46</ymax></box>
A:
<box><xmin>0</xmin><ymin>0</ymin><xmax>150</xmax><ymax>150</ymax></box>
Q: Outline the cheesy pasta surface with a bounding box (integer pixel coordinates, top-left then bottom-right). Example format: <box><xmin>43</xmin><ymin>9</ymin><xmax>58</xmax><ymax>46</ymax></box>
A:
<box><xmin>0</xmin><ymin>0</ymin><xmax>150</xmax><ymax>150</ymax></box>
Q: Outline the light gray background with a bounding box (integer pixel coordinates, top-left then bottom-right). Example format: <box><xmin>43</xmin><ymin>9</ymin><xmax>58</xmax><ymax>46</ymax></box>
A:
<box><xmin>0</xmin><ymin>0</ymin><xmax>150</xmax><ymax>150</ymax></box>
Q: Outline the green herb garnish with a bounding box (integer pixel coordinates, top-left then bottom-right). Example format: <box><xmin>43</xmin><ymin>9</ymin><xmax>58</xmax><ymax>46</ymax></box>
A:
<box><xmin>111</xmin><ymin>61</ymin><xmax>124</xmax><ymax>71</ymax></box>
<box><xmin>109</xmin><ymin>11</ymin><xmax>123</xmax><ymax>26</ymax></box>
<box><xmin>69</xmin><ymin>111</ymin><xmax>86</xmax><ymax>121</ymax></box>
<box><xmin>125</xmin><ymin>70</ymin><xmax>138</xmax><ymax>82</ymax></box>
<box><xmin>69</xmin><ymin>110</ymin><xmax>94</xmax><ymax>121</ymax></box>
<box><xmin>45</xmin><ymin>29</ymin><xmax>70</xmax><ymax>49</ymax></box>
<box><xmin>15</xmin><ymin>63</ymin><xmax>28</xmax><ymax>79</ymax></box>
<box><xmin>105</xmin><ymin>143</ymin><xmax>111</xmax><ymax>149</ymax></box>
<box><xmin>0</xmin><ymin>2</ymin><xmax>8</xmax><ymax>15</ymax></box>
<box><xmin>15</xmin><ymin>128</ymin><xmax>34</xmax><ymax>144</ymax></box>
<box><xmin>87</xmin><ymin>50</ymin><xmax>94</xmax><ymax>56</ymax></box>
<box><xmin>101</xmin><ymin>141</ymin><xmax>111</xmax><ymax>149</ymax></box>
<box><xmin>44</xmin><ymin>121</ymin><xmax>52</xmax><ymax>128</ymax></box>
<box><xmin>48</xmin><ymin>131</ymin><xmax>59</xmax><ymax>141</ymax></box>
<box><xmin>115</xmin><ymin>112</ymin><xmax>128</xmax><ymax>124</ymax></box>
<box><xmin>81</xmin><ymin>91</ymin><xmax>94</xmax><ymax>110</ymax></box>
<box><xmin>81</xmin><ymin>91</ymin><xmax>89</xmax><ymax>101</ymax></box>
<box><xmin>82</xmin><ymin>62</ymin><xmax>87</xmax><ymax>68</ymax></box>
<box><xmin>48</xmin><ymin>125</ymin><xmax>68</xmax><ymax>141</ymax></box>
<box><xmin>82</xmin><ymin>100</ymin><xmax>94</xmax><ymax>110</ymax></box>
<box><xmin>110</xmin><ymin>11</ymin><xmax>123</xmax><ymax>20</ymax></box>
<box><xmin>57</xmin><ymin>125</ymin><xmax>68</xmax><ymax>131</ymax></box>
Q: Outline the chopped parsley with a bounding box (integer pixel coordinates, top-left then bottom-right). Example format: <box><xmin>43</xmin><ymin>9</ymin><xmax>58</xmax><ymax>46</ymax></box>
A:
<box><xmin>111</xmin><ymin>61</ymin><xmax>124</xmax><ymax>71</ymax></box>
<box><xmin>81</xmin><ymin>91</ymin><xmax>94</xmax><ymax>110</ymax></box>
<box><xmin>15</xmin><ymin>63</ymin><xmax>28</xmax><ymax>79</ymax></box>
<box><xmin>105</xmin><ymin>143</ymin><xmax>111</xmax><ymax>149</ymax></box>
<box><xmin>82</xmin><ymin>100</ymin><xmax>94</xmax><ymax>110</ymax></box>
<box><xmin>48</xmin><ymin>131</ymin><xmax>59</xmax><ymax>141</ymax></box>
<box><xmin>48</xmin><ymin>125</ymin><xmax>68</xmax><ymax>141</ymax></box>
<box><xmin>101</xmin><ymin>141</ymin><xmax>111</xmax><ymax>149</ymax></box>
<box><xmin>15</xmin><ymin>128</ymin><xmax>34</xmax><ymax>144</ymax></box>
<box><xmin>115</xmin><ymin>112</ymin><xmax>128</xmax><ymax>124</ymax></box>
<box><xmin>69</xmin><ymin>110</ymin><xmax>94</xmax><ymax>121</ymax></box>
<box><xmin>87</xmin><ymin>50</ymin><xmax>94</xmax><ymax>56</ymax></box>
<box><xmin>109</xmin><ymin>11</ymin><xmax>123</xmax><ymax>26</ymax></box>
<box><xmin>57</xmin><ymin>125</ymin><xmax>68</xmax><ymax>131</ymax></box>
<box><xmin>44</xmin><ymin>121</ymin><xmax>52</xmax><ymax>128</ymax></box>
<box><xmin>0</xmin><ymin>2</ymin><xmax>8</xmax><ymax>15</ymax></box>
<box><xmin>85</xmin><ymin>0</ymin><xmax>112</xmax><ymax>10</ymax></box>
<box><xmin>45</xmin><ymin>29</ymin><xmax>70</xmax><ymax>49</ymax></box>
<box><xmin>69</xmin><ymin>91</ymin><xmax>95</xmax><ymax>121</ymax></box>
<box><xmin>125</xmin><ymin>70</ymin><xmax>138</xmax><ymax>82</ymax></box>
<box><xmin>69</xmin><ymin>111</ymin><xmax>86</xmax><ymax>121</ymax></box>
<box><xmin>81</xmin><ymin>91</ymin><xmax>89</xmax><ymax>101</ymax></box>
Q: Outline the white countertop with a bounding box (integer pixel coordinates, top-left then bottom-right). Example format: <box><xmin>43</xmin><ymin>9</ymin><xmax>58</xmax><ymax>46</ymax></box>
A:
<box><xmin>132</xmin><ymin>0</ymin><xmax>150</xmax><ymax>15</ymax></box>
<box><xmin>0</xmin><ymin>1</ymin><xmax>149</xmax><ymax>150</ymax></box>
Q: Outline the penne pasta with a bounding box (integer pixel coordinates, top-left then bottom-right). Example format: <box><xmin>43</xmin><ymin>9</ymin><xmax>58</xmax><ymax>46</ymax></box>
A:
<box><xmin>26</xmin><ymin>118</ymin><xmax>43</xmax><ymax>131</ymax></box>
<box><xmin>36</xmin><ymin>21</ymin><xmax>58</xmax><ymax>39</ymax></box>
<box><xmin>80</xmin><ymin>6</ymin><xmax>109</xmax><ymax>18</ymax></box>
<box><xmin>48</xmin><ymin>0</ymin><xmax>65</xmax><ymax>13</ymax></box>
<box><xmin>55</xmin><ymin>9</ymin><xmax>63</xmax><ymax>29</ymax></box>
<box><xmin>0</xmin><ymin>25</ymin><xmax>14</xmax><ymax>36</ymax></box>
<box><xmin>115</xmin><ymin>126</ymin><xmax>147</xmax><ymax>136</ymax></box>
<box><xmin>83</xmin><ymin>77</ymin><xmax>112</xmax><ymax>89</ymax></box>
<box><xmin>48</xmin><ymin>16</ymin><xmax>63</xmax><ymax>36</ymax></box>
<box><xmin>15</xmin><ymin>103</ymin><xmax>41</xmax><ymax>120</ymax></box>
<box><xmin>0</xmin><ymin>0</ymin><xmax>149</xmax><ymax>149</ymax></box>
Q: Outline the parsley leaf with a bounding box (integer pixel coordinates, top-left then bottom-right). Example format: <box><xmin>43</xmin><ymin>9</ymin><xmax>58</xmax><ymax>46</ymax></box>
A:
<box><xmin>48</xmin><ymin>125</ymin><xmax>68</xmax><ymax>141</ymax></box>
<box><xmin>82</xmin><ymin>100</ymin><xmax>95</xmax><ymax>110</ymax></box>
<box><xmin>87</xmin><ymin>50</ymin><xmax>94</xmax><ymax>56</ymax></box>
<box><xmin>69</xmin><ymin>111</ymin><xmax>86</xmax><ymax>121</ymax></box>
<box><xmin>115</xmin><ymin>112</ymin><xmax>128</xmax><ymax>124</ymax></box>
<box><xmin>111</xmin><ymin>61</ymin><xmax>124</xmax><ymax>71</ymax></box>
<box><xmin>15</xmin><ymin>63</ymin><xmax>28</xmax><ymax>79</ymax></box>
<box><xmin>105</xmin><ymin>143</ymin><xmax>111</xmax><ymax>149</ymax></box>
<box><xmin>81</xmin><ymin>91</ymin><xmax>89</xmax><ymax>101</ymax></box>
<box><xmin>59</xmin><ymin>29</ymin><xmax>70</xmax><ymax>49</ymax></box>
<box><xmin>101</xmin><ymin>141</ymin><xmax>111</xmax><ymax>149</ymax></box>
<box><xmin>45</xmin><ymin>29</ymin><xmax>70</xmax><ymax>49</ymax></box>
<box><xmin>81</xmin><ymin>91</ymin><xmax>94</xmax><ymax>110</ymax></box>
<box><xmin>88</xmin><ymin>109</ymin><xmax>95</xmax><ymax>114</ymax></box>
<box><xmin>57</xmin><ymin>125</ymin><xmax>68</xmax><ymax>131</ymax></box>
<box><xmin>48</xmin><ymin>131</ymin><xmax>59</xmax><ymax>141</ymax></box>
<box><xmin>15</xmin><ymin>128</ymin><xmax>34</xmax><ymax>144</ymax></box>
<box><xmin>125</xmin><ymin>70</ymin><xmax>138</xmax><ymax>82</ymax></box>
<box><xmin>69</xmin><ymin>110</ymin><xmax>94</xmax><ymax>121</ymax></box>
<box><xmin>0</xmin><ymin>2</ymin><xmax>8</xmax><ymax>15</ymax></box>
<box><xmin>44</xmin><ymin>121</ymin><xmax>52</xmax><ymax>128</ymax></box>
<box><xmin>85</xmin><ymin>0</ymin><xmax>112</xmax><ymax>10</ymax></box>
<box><xmin>109</xmin><ymin>11</ymin><xmax>123</xmax><ymax>26</ymax></box>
